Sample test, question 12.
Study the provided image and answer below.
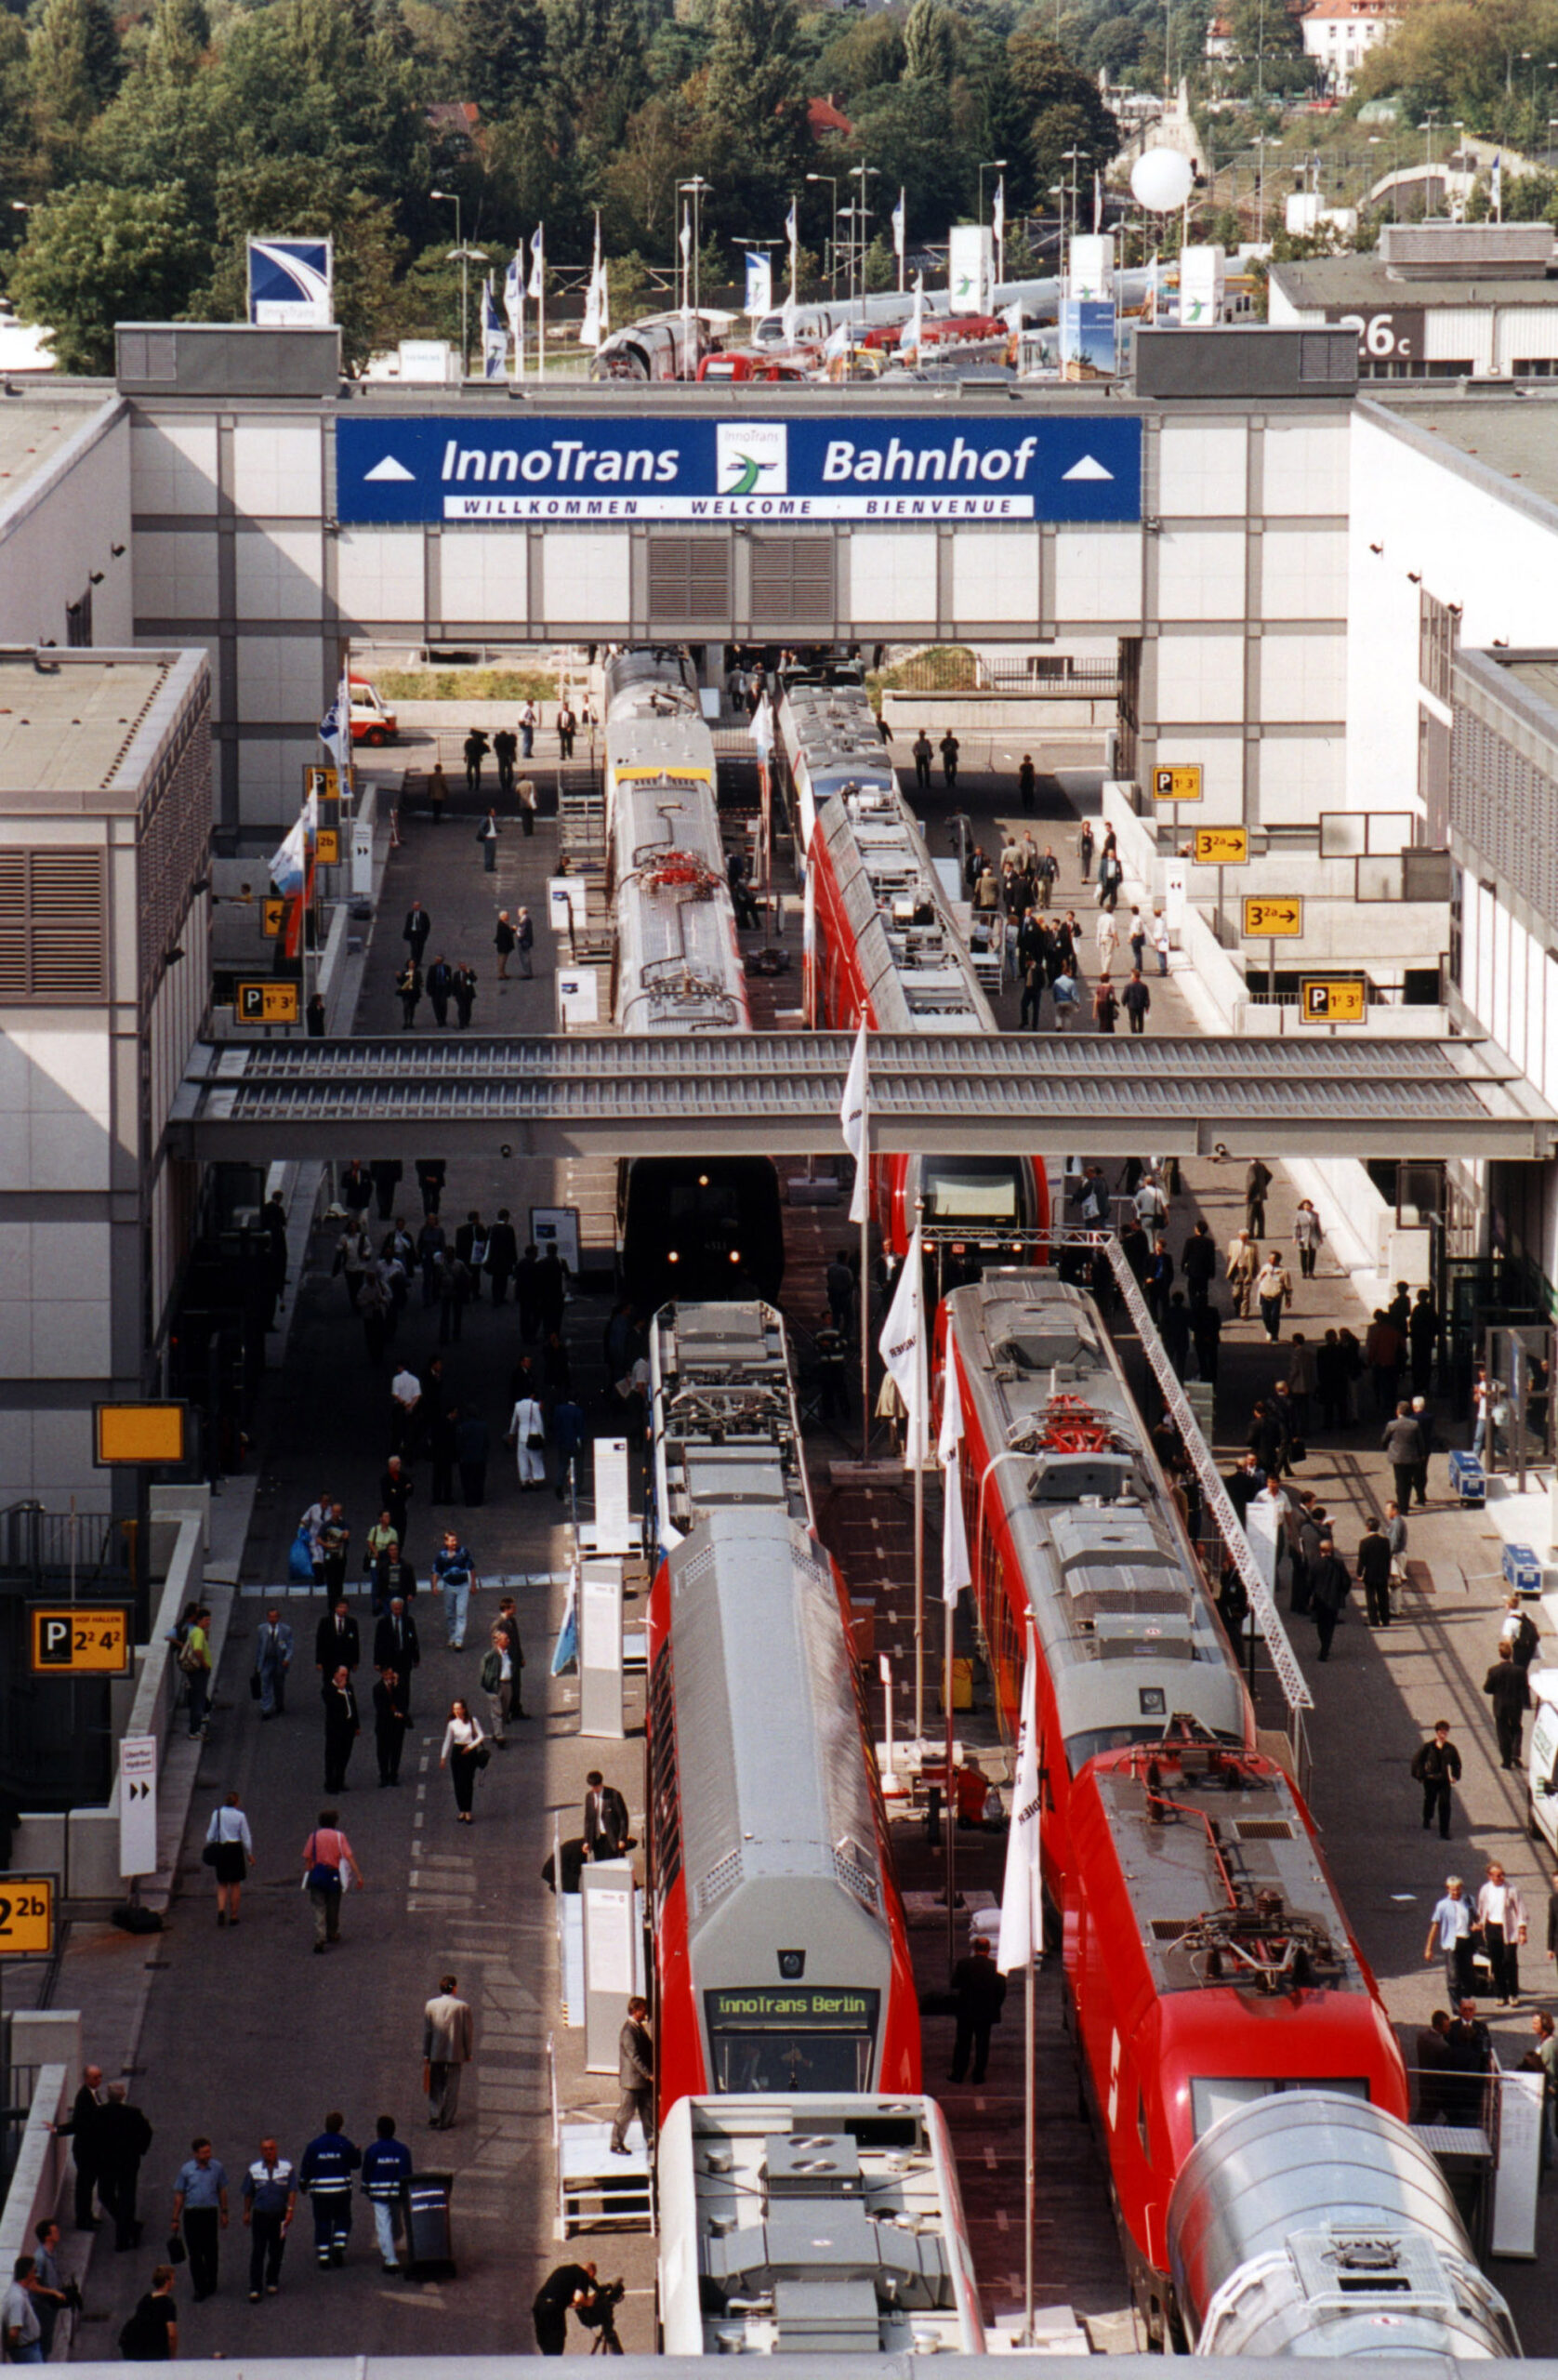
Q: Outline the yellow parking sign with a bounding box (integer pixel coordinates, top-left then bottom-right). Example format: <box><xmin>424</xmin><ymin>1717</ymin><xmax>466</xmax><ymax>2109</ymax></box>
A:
<box><xmin>237</xmin><ymin>982</ymin><xmax>301</xmax><ymax>1025</ymax></box>
<box><xmin>1300</xmin><ymin>977</ymin><xmax>1367</xmax><ymax>1024</ymax></box>
<box><xmin>1153</xmin><ymin>764</ymin><xmax>1203</xmax><ymax>803</ymax></box>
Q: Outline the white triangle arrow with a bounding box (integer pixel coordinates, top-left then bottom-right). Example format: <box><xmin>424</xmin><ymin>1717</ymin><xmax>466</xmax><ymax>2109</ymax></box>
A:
<box><xmin>364</xmin><ymin>455</ymin><xmax>416</xmax><ymax>483</ymax></box>
<box><xmin>1062</xmin><ymin>455</ymin><xmax>1114</xmax><ymax>482</ymax></box>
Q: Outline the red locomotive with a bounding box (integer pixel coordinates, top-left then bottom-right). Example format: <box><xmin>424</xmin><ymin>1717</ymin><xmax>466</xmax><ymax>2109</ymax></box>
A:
<box><xmin>1065</xmin><ymin>1739</ymin><xmax>1410</xmax><ymax>2342</ymax></box>
<box><xmin>941</xmin><ymin>1269</ymin><xmax>1254</xmax><ymax>1899</ymax></box>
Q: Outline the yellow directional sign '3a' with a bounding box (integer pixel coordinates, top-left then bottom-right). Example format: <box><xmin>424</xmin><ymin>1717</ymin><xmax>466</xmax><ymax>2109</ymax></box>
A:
<box><xmin>1243</xmin><ymin>896</ymin><xmax>1302</xmax><ymax>938</ymax></box>
<box><xmin>1301</xmin><ymin>977</ymin><xmax>1367</xmax><ymax>1024</ymax></box>
<box><xmin>0</xmin><ymin>1874</ymin><xmax>55</xmax><ymax>1956</ymax></box>
<box><xmin>1192</xmin><ymin>826</ymin><xmax>1248</xmax><ymax>866</ymax></box>
<box><xmin>1152</xmin><ymin>764</ymin><xmax>1203</xmax><ymax>803</ymax></box>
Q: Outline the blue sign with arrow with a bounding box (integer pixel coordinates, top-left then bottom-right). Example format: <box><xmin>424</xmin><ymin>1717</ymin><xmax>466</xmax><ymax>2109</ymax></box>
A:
<box><xmin>336</xmin><ymin>413</ymin><xmax>1142</xmax><ymax>526</ymax></box>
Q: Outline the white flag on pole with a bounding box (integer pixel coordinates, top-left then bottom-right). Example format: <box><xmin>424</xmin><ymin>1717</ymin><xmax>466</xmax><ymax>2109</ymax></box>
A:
<box><xmin>481</xmin><ymin>275</ymin><xmax>507</xmax><ymax>378</ymax></box>
<box><xmin>527</xmin><ymin>224</ymin><xmax>545</xmax><ymax>301</ymax></box>
<box><xmin>997</xmin><ymin>1653</ymin><xmax>1042</xmax><ymax>1973</ymax></box>
<box><xmin>839</xmin><ymin>1017</ymin><xmax>868</xmax><ymax>1224</ymax></box>
<box><xmin>503</xmin><ymin>250</ymin><xmax>523</xmax><ymax>335</ymax></box>
<box><xmin>939</xmin><ymin>1354</ymin><xmax>970</xmax><ymax>1606</ymax></box>
<box><xmin>992</xmin><ymin>177</ymin><xmax>1005</xmax><ymax>246</ymax></box>
<box><xmin>891</xmin><ymin>190</ymin><xmax>905</xmax><ymax>261</ymax></box>
<box><xmin>580</xmin><ymin>212</ymin><xmax>607</xmax><ymax>346</ymax></box>
<box><xmin>878</xmin><ymin>1223</ymin><xmax>928</xmax><ymax>1465</ymax></box>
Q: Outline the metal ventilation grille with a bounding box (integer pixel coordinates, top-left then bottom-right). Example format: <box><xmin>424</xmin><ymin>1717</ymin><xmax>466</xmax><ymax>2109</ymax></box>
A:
<box><xmin>1235</xmin><ymin>1819</ymin><xmax>1298</xmax><ymax>1841</ymax></box>
<box><xmin>1150</xmin><ymin>1918</ymin><xmax>1194</xmax><ymax>1941</ymax></box>
<box><xmin>695</xmin><ymin>1846</ymin><xmax>744</xmax><ymax>1915</ymax></box>
<box><xmin>647</xmin><ymin>536</ymin><xmax>732</xmax><ymax>621</ymax></box>
<box><xmin>833</xmin><ymin>1845</ymin><xmax>880</xmax><ymax>1912</ymax></box>
<box><xmin>0</xmin><ymin>850</ymin><xmax>108</xmax><ymax>1002</ymax></box>
<box><xmin>751</xmin><ymin>536</ymin><xmax>833</xmax><ymax>628</ymax></box>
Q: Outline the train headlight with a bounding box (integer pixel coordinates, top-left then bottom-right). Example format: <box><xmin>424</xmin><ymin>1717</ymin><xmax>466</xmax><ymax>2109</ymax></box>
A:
<box><xmin>778</xmin><ymin>1948</ymin><xmax>806</xmax><ymax>1980</ymax></box>
<box><xmin>729</xmin><ymin>1248</ymin><xmax>741</xmax><ymax>1264</ymax></box>
<box><xmin>667</xmin><ymin>1249</ymin><xmax>680</xmax><ymax>1263</ymax></box>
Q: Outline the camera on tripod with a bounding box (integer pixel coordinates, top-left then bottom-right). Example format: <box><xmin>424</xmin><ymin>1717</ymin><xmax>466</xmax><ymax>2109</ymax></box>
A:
<box><xmin>577</xmin><ymin>2275</ymin><xmax>626</xmax><ymax>2353</ymax></box>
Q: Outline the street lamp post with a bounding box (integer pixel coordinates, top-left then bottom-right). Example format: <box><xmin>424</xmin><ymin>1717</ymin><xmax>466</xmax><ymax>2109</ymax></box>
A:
<box><xmin>677</xmin><ymin>176</ymin><xmax>710</xmax><ymax>333</ymax></box>
<box><xmin>838</xmin><ymin>205</ymin><xmax>863</xmax><ymax>307</ymax></box>
<box><xmin>1419</xmin><ymin>112</ymin><xmax>1440</xmax><ymax>218</ymax></box>
<box><xmin>1061</xmin><ymin>147</ymin><xmax>1083</xmax><ymax>271</ymax></box>
<box><xmin>806</xmin><ymin>172</ymin><xmax>838</xmax><ymax>296</ymax></box>
<box><xmin>848</xmin><ymin>161</ymin><xmax>878</xmax><ymax>306</ymax></box>
<box><xmin>429</xmin><ymin>188</ymin><xmax>471</xmax><ymax>376</ymax></box>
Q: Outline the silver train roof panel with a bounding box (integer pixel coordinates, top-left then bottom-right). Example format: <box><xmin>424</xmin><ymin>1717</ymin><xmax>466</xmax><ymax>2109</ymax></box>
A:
<box><xmin>668</xmin><ymin>1507</ymin><xmax>882</xmax><ymax>1940</ymax></box>
<box><xmin>656</xmin><ymin>2095</ymin><xmax>986</xmax><ymax>2357</ymax></box>
<box><xmin>944</xmin><ymin>1270</ymin><xmax>1249</xmax><ymax>1759</ymax></box>
<box><xmin>650</xmin><ymin>1299</ymin><xmax>813</xmax><ymax>1548</ymax></box>
<box><xmin>816</xmin><ymin>789</ymin><xmax>995</xmax><ymax>1036</ymax></box>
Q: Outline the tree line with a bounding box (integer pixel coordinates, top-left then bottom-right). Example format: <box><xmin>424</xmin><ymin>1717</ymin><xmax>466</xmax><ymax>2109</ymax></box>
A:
<box><xmin>1</xmin><ymin>0</ymin><xmax>1122</xmax><ymax>373</ymax></box>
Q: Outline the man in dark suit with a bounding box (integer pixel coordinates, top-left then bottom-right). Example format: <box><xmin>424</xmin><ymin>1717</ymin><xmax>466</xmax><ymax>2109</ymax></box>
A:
<box><xmin>378</xmin><ymin>1457</ymin><xmax>413</xmax><ymax>1544</ymax></box>
<box><xmin>373</xmin><ymin>1667</ymin><xmax>410</xmax><ymax>1786</ymax></box>
<box><xmin>948</xmin><ymin>1937</ymin><xmax>1007</xmax><ymax>2085</ymax></box>
<box><xmin>373</xmin><ymin>1599</ymin><xmax>420</xmax><ymax>1711</ymax></box>
<box><xmin>95</xmin><ymin>2082</ymin><xmax>152</xmax><ymax>2251</ymax></box>
<box><xmin>609</xmin><ymin>1999</ymin><xmax>654</xmax><ymax>2154</ymax></box>
<box><xmin>484</xmin><ymin>1208</ymin><xmax>519</xmax><ymax>1304</ymax></box>
<box><xmin>583</xmin><ymin>1771</ymin><xmax>630</xmax><ymax>1859</ymax></box>
<box><xmin>403</xmin><ymin>902</ymin><xmax>431</xmax><ymax>965</ymax></box>
<box><xmin>313</xmin><ymin>1596</ymin><xmax>360</xmax><ymax>1678</ymax></box>
<box><xmin>58</xmin><ymin>2064</ymin><xmax>106</xmax><ymax>2229</ymax></box>
<box><xmin>321</xmin><ymin>1667</ymin><xmax>360</xmax><ymax>1794</ymax></box>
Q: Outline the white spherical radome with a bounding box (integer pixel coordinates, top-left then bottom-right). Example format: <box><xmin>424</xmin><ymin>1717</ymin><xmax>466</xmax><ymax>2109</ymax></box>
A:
<box><xmin>1130</xmin><ymin>149</ymin><xmax>1195</xmax><ymax>213</ymax></box>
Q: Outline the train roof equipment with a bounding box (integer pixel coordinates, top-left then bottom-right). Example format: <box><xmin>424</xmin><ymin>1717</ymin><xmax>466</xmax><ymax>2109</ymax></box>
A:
<box><xmin>814</xmin><ymin>787</ymin><xmax>995</xmax><ymax>1033</ymax></box>
<box><xmin>656</xmin><ymin>2095</ymin><xmax>986</xmax><ymax>2356</ymax></box>
<box><xmin>649</xmin><ymin>1299</ymin><xmax>812</xmax><ymax>1551</ymax></box>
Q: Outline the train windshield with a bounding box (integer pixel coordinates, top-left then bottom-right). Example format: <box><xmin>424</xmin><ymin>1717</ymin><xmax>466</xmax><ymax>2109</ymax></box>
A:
<box><xmin>668</xmin><ymin>1182</ymin><xmax>740</xmax><ymax>1224</ymax></box>
<box><xmin>921</xmin><ymin>1157</ymin><xmax>1029</xmax><ymax>1225</ymax></box>
<box><xmin>1191</xmin><ymin>2075</ymin><xmax>1368</xmax><ymax>2139</ymax></box>
<box><xmin>704</xmin><ymin>1988</ymin><xmax>880</xmax><ymax>2095</ymax></box>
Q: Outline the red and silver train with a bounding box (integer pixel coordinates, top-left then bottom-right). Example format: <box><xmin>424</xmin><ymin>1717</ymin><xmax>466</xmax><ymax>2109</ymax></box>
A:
<box><xmin>940</xmin><ymin>1266</ymin><xmax>1517</xmax><ymax>2357</ymax></box>
<box><xmin>775</xmin><ymin>665</ymin><xmax>1048</xmax><ymax>1260</ymax></box>
<box><xmin>603</xmin><ymin>649</ymin><xmax>784</xmax><ymax>1304</ymax></box>
<box><xmin>941</xmin><ymin>1267</ymin><xmax>1254</xmax><ymax>1894</ymax></box>
<box><xmin>645</xmin><ymin>1300</ymin><xmax>920</xmax><ymax>2118</ymax></box>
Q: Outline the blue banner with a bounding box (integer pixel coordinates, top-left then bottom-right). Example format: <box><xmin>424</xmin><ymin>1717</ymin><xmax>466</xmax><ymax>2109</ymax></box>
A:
<box><xmin>336</xmin><ymin>413</ymin><xmax>1142</xmax><ymax>526</ymax></box>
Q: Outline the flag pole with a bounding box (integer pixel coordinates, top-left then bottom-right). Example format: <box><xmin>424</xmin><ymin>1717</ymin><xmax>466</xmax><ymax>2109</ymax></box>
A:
<box><xmin>911</xmin><ymin>1201</ymin><xmax>925</xmax><ymax>1741</ymax></box>
<box><xmin>944</xmin><ymin>1540</ymin><xmax>957</xmax><ymax>1973</ymax></box>
<box><xmin>1023</xmin><ymin>1617</ymin><xmax>1037</xmax><ymax>2348</ymax></box>
<box><xmin>859</xmin><ymin>1121</ymin><xmax>871</xmax><ymax>1463</ymax></box>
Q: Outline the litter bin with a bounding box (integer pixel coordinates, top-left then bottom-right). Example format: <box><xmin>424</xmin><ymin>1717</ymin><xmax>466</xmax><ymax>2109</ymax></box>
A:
<box><xmin>402</xmin><ymin>2172</ymin><xmax>456</xmax><ymax>2279</ymax></box>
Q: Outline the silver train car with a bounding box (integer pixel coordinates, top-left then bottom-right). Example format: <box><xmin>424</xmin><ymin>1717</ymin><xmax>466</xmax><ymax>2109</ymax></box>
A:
<box><xmin>649</xmin><ymin>1299</ymin><xmax>812</xmax><ymax>1558</ymax></box>
<box><xmin>604</xmin><ymin>647</ymin><xmax>747</xmax><ymax>1035</ymax></box>
<box><xmin>776</xmin><ymin>665</ymin><xmax>897</xmax><ymax>855</ymax></box>
<box><xmin>1168</xmin><ymin>2092</ymin><xmax>1519</xmax><ymax>2359</ymax></box>
<box><xmin>812</xmin><ymin>784</ymin><xmax>994</xmax><ymax>1034</ymax></box>
<box><xmin>657</xmin><ymin>2094</ymin><xmax>986</xmax><ymax>2356</ymax></box>
<box><xmin>942</xmin><ymin>1270</ymin><xmax>1253</xmax><ymax>1877</ymax></box>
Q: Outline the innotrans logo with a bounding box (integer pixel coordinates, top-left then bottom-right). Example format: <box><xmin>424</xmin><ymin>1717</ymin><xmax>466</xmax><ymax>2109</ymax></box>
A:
<box><xmin>716</xmin><ymin>421</ymin><xmax>786</xmax><ymax>496</ymax></box>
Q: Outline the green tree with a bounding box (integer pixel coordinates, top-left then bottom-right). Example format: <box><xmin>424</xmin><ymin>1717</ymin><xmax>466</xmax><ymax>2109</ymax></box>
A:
<box><xmin>1007</xmin><ymin>22</ymin><xmax>1118</xmax><ymax>186</ymax></box>
<box><xmin>700</xmin><ymin>0</ymin><xmax>811</xmax><ymax>230</ymax></box>
<box><xmin>9</xmin><ymin>179</ymin><xmax>205</xmax><ymax>369</ymax></box>
<box><xmin>904</xmin><ymin>0</ymin><xmax>955</xmax><ymax>83</ymax></box>
<box><xmin>861</xmin><ymin>226</ymin><xmax>894</xmax><ymax>286</ymax></box>
<box><xmin>195</xmin><ymin>158</ymin><xmax>409</xmax><ymax>370</ymax></box>
<box><xmin>814</xmin><ymin>10</ymin><xmax>904</xmax><ymax>103</ymax></box>
<box><xmin>456</xmin><ymin>0</ymin><xmax>545</xmax><ymax>109</ymax></box>
<box><xmin>29</xmin><ymin>0</ymin><xmax>120</xmax><ymax>145</ymax></box>
<box><xmin>602</xmin><ymin>87</ymin><xmax>697</xmax><ymax>248</ymax></box>
<box><xmin>849</xmin><ymin>78</ymin><xmax>972</xmax><ymax>237</ymax></box>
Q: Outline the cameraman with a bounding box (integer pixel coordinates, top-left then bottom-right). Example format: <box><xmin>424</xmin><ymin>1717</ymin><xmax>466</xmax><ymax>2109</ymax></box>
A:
<box><xmin>534</xmin><ymin>2260</ymin><xmax>604</xmax><ymax>2357</ymax></box>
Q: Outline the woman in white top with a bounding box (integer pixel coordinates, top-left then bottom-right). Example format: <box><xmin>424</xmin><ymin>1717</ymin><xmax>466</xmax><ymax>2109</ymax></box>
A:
<box><xmin>507</xmin><ymin>1394</ymin><xmax>546</xmax><ymax>1488</ymax></box>
<box><xmin>205</xmin><ymin>1790</ymin><xmax>254</xmax><ymax>1927</ymax></box>
<box><xmin>440</xmin><ymin>1698</ymin><xmax>486</xmax><ymax>1823</ymax></box>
